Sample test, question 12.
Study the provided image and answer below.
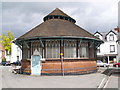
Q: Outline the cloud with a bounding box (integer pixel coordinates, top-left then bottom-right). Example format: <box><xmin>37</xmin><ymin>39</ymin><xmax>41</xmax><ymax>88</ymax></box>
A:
<box><xmin>72</xmin><ymin>2</ymin><xmax>118</xmax><ymax>33</ymax></box>
<box><xmin>0</xmin><ymin>2</ymin><xmax>2</xmax><ymax>35</ymax></box>
<box><xmin>117</xmin><ymin>1</ymin><xmax>120</xmax><ymax>26</ymax></box>
<box><xmin>1</xmin><ymin>1</ymin><xmax>119</xmax><ymax>38</ymax></box>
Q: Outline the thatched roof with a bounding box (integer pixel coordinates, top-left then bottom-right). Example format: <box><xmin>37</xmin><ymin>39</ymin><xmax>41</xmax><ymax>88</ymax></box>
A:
<box><xmin>17</xmin><ymin>8</ymin><xmax>99</xmax><ymax>40</ymax></box>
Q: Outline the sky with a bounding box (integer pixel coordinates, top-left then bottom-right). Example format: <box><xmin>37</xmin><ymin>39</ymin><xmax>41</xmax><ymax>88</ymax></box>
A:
<box><xmin>1</xmin><ymin>0</ymin><xmax>120</xmax><ymax>38</ymax></box>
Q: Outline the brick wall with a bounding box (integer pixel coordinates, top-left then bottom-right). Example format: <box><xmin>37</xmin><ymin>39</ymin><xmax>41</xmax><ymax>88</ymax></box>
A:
<box><xmin>21</xmin><ymin>59</ymin><xmax>31</xmax><ymax>73</ymax></box>
<box><xmin>42</xmin><ymin>60</ymin><xmax>97</xmax><ymax>74</ymax></box>
<box><xmin>21</xmin><ymin>59</ymin><xmax>97</xmax><ymax>75</ymax></box>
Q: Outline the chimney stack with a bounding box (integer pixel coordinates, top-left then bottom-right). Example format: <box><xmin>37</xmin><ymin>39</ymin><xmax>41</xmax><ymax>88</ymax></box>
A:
<box><xmin>114</xmin><ymin>26</ymin><xmax>119</xmax><ymax>33</ymax></box>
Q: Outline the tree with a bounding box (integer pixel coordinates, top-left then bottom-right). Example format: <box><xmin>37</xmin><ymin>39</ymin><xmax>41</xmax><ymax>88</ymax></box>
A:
<box><xmin>0</xmin><ymin>31</ymin><xmax>14</xmax><ymax>54</ymax></box>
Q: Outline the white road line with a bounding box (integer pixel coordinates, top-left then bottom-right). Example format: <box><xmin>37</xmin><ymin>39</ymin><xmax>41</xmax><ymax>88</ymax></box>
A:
<box><xmin>97</xmin><ymin>75</ymin><xmax>110</xmax><ymax>90</ymax></box>
<box><xmin>98</xmin><ymin>78</ymin><xmax>106</xmax><ymax>88</ymax></box>
<box><xmin>103</xmin><ymin>76</ymin><xmax>110</xmax><ymax>89</ymax></box>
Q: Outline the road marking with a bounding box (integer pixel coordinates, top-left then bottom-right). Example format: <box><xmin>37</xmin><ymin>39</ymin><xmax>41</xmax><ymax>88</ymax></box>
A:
<box><xmin>97</xmin><ymin>75</ymin><xmax>110</xmax><ymax>90</ymax></box>
<box><xmin>103</xmin><ymin>76</ymin><xmax>110</xmax><ymax>89</ymax></box>
<box><xmin>98</xmin><ymin>78</ymin><xmax>106</xmax><ymax>88</ymax></box>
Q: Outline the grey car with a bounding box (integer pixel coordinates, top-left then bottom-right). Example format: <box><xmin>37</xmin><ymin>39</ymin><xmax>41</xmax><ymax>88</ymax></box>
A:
<box><xmin>97</xmin><ymin>60</ymin><xmax>109</xmax><ymax>67</ymax></box>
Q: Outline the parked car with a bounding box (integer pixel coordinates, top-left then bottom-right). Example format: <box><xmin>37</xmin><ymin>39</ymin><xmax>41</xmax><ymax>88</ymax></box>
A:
<box><xmin>5</xmin><ymin>61</ymin><xmax>11</xmax><ymax>66</ymax></box>
<box><xmin>1</xmin><ymin>61</ymin><xmax>6</xmax><ymax>66</ymax></box>
<box><xmin>113</xmin><ymin>63</ymin><xmax>120</xmax><ymax>67</ymax></box>
<box><xmin>11</xmin><ymin>61</ymin><xmax>21</xmax><ymax>66</ymax></box>
<box><xmin>1</xmin><ymin>61</ymin><xmax>11</xmax><ymax>66</ymax></box>
<box><xmin>97</xmin><ymin>60</ymin><xmax>109</xmax><ymax>67</ymax></box>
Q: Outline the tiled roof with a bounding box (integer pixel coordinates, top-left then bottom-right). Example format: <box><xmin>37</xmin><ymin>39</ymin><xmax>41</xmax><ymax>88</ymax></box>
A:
<box><xmin>47</xmin><ymin>8</ymin><xmax>70</xmax><ymax>17</ymax></box>
<box><xmin>17</xmin><ymin>8</ymin><xmax>99</xmax><ymax>40</ymax></box>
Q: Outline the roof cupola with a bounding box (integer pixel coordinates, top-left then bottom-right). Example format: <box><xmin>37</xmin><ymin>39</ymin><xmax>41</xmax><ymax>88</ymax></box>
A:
<box><xmin>43</xmin><ymin>8</ymin><xmax>76</xmax><ymax>23</ymax></box>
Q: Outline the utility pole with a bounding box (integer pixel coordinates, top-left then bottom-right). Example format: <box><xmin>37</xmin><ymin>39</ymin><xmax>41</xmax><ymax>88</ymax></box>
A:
<box><xmin>60</xmin><ymin>39</ymin><xmax>64</xmax><ymax>76</ymax></box>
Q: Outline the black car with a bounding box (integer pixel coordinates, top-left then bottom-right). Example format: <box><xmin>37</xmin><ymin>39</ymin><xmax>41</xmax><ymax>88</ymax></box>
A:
<box><xmin>11</xmin><ymin>61</ymin><xmax>21</xmax><ymax>66</ymax></box>
<box><xmin>1</xmin><ymin>61</ymin><xmax>11</xmax><ymax>66</ymax></box>
<box><xmin>1</xmin><ymin>61</ymin><xmax>6</xmax><ymax>66</ymax></box>
<box><xmin>6</xmin><ymin>61</ymin><xmax>11</xmax><ymax>66</ymax></box>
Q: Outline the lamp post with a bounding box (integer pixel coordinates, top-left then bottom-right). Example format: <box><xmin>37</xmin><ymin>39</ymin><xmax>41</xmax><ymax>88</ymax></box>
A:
<box><xmin>61</xmin><ymin>53</ymin><xmax>64</xmax><ymax>76</ymax></box>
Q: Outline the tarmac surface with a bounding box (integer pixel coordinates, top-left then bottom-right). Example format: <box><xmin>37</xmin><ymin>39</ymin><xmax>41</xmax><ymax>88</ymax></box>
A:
<box><xmin>0</xmin><ymin>66</ymin><xmax>119</xmax><ymax>89</ymax></box>
<box><xmin>105</xmin><ymin>73</ymin><xmax>120</xmax><ymax>88</ymax></box>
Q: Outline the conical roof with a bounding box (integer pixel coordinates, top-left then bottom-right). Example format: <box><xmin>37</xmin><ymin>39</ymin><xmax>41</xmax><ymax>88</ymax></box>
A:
<box><xmin>47</xmin><ymin>8</ymin><xmax>71</xmax><ymax>17</ymax></box>
<box><xmin>17</xmin><ymin>8</ymin><xmax>100</xmax><ymax>41</ymax></box>
<box><xmin>43</xmin><ymin>8</ymin><xmax>76</xmax><ymax>23</ymax></box>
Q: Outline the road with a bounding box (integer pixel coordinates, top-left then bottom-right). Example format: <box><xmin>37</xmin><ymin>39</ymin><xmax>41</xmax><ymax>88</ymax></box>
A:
<box><xmin>0</xmin><ymin>66</ymin><xmax>119</xmax><ymax>89</ymax></box>
<box><xmin>104</xmin><ymin>72</ymin><xmax>120</xmax><ymax>88</ymax></box>
<box><xmin>0</xmin><ymin>65</ymin><xmax>2</xmax><ymax>89</ymax></box>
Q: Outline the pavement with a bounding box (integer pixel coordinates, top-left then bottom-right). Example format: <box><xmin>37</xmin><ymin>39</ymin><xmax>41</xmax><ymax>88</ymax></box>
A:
<box><xmin>0</xmin><ymin>66</ymin><xmax>2</xmax><ymax>90</ymax></box>
<box><xmin>0</xmin><ymin>66</ymin><xmax>119</xmax><ymax>89</ymax></box>
<box><xmin>104</xmin><ymin>72</ymin><xmax>120</xmax><ymax>88</ymax></box>
<box><xmin>97</xmin><ymin>67</ymin><xmax>120</xmax><ymax>89</ymax></box>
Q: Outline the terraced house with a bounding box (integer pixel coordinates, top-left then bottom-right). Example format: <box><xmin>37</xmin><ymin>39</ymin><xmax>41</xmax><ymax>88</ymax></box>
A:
<box><xmin>117</xmin><ymin>32</ymin><xmax>120</xmax><ymax>62</ymax></box>
<box><xmin>94</xmin><ymin>28</ymin><xmax>120</xmax><ymax>64</ymax></box>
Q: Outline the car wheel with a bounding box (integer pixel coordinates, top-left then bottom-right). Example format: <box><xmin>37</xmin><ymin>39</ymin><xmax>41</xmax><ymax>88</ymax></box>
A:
<box><xmin>116</xmin><ymin>65</ymin><xmax>119</xmax><ymax>67</ymax></box>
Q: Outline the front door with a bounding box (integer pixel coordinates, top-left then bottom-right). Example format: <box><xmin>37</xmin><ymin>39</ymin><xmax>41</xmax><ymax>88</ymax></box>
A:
<box><xmin>31</xmin><ymin>55</ymin><xmax>41</xmax><ymax>75</ymax></box>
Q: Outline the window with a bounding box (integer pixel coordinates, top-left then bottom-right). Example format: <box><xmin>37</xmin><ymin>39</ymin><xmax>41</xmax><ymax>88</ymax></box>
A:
<box><xmin>65</xmin><ymin>17</ymin><xmax>68</xmax><ymax>20</ymax></box>
<box><xmin>49</xmin><ymin>16</ymin><xmax>53</xmax><ymax>19</ymax></box>
<box><xmin>81</xmin><ymin>47</ymin><xmax>87</xmax><ymax>58</ymax></box>
<box><xmin>16</xmin><ymin>47</ymin><xmax>20</xmax><ymax>56</ymax></box>
<box><xmin>31</xmin><ymin>42</ymin><xmax>43</xmax><ymax>58</ymax></box>
<box><xmin>17</xmin><ymin>47</ymin><xmax>19</xmax><ymax>52</ymax></box>
<box><xmin>78</xmin><ymin>46</ymin><xmax>88</xmax><ymax>58</ymax></box>
<box><xmin>97</xmin><ymin>47</ymin><xmax>100</xmax><ymax>53</ymax></box>
<box><xmin>78</xmin><ymin>42</ymin><xmax>88</xmax><ymax>58</ymax></box>
<box><xmin>46</xmin><ymin>40</ymin><xmax>60</xmax><ymax>58</ymax></box>
<box><xmin>17</xmin><ymin>56</ymin><xmax>19</xmax><ymax>61</ymax></box>
<box><xmin>64</xmin><ymin>40</ymin><xmax>76</xmax><ymax>58</ymax></box>
<box><xmin>110</xmin><ymin>45</ymin><xmax>115</xmax><ymax>52</ymax></box>
<box><xmin>54</xmin><ymin>16</ymin><xmax>58</xmax><ymax>19</ymax></box>
<box><xmin>23</xmin><ymin>41</ymin><xmax>43</xmax><ymax>59</ymax></box>
<box><xmin>96</xmin><ymin>35</ymin><xmax>100</xmax><ymax>39</ymax></box>
<box><xmin>60</xmin><ymin>16</ymin><xmax>63</xmax><ymax>19</ymax></box>
<box><xmin>109</xmin><ymin>34</ymin><xmax>114</xmax><ymax>41</ymax></box>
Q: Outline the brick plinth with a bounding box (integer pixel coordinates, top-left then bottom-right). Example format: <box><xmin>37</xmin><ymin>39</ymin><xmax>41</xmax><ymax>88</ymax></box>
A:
<box><xmin>21</xmin><ymin>58</ymin><xmax>97</xmax><ymax>75</ymax></box>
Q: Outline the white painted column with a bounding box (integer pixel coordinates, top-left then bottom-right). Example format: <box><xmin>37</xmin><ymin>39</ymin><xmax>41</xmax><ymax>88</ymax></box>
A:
<box><xmin>107</xmin><ymin>56</ymin><xmax>110</xmax><ymax>64</ymax></box>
